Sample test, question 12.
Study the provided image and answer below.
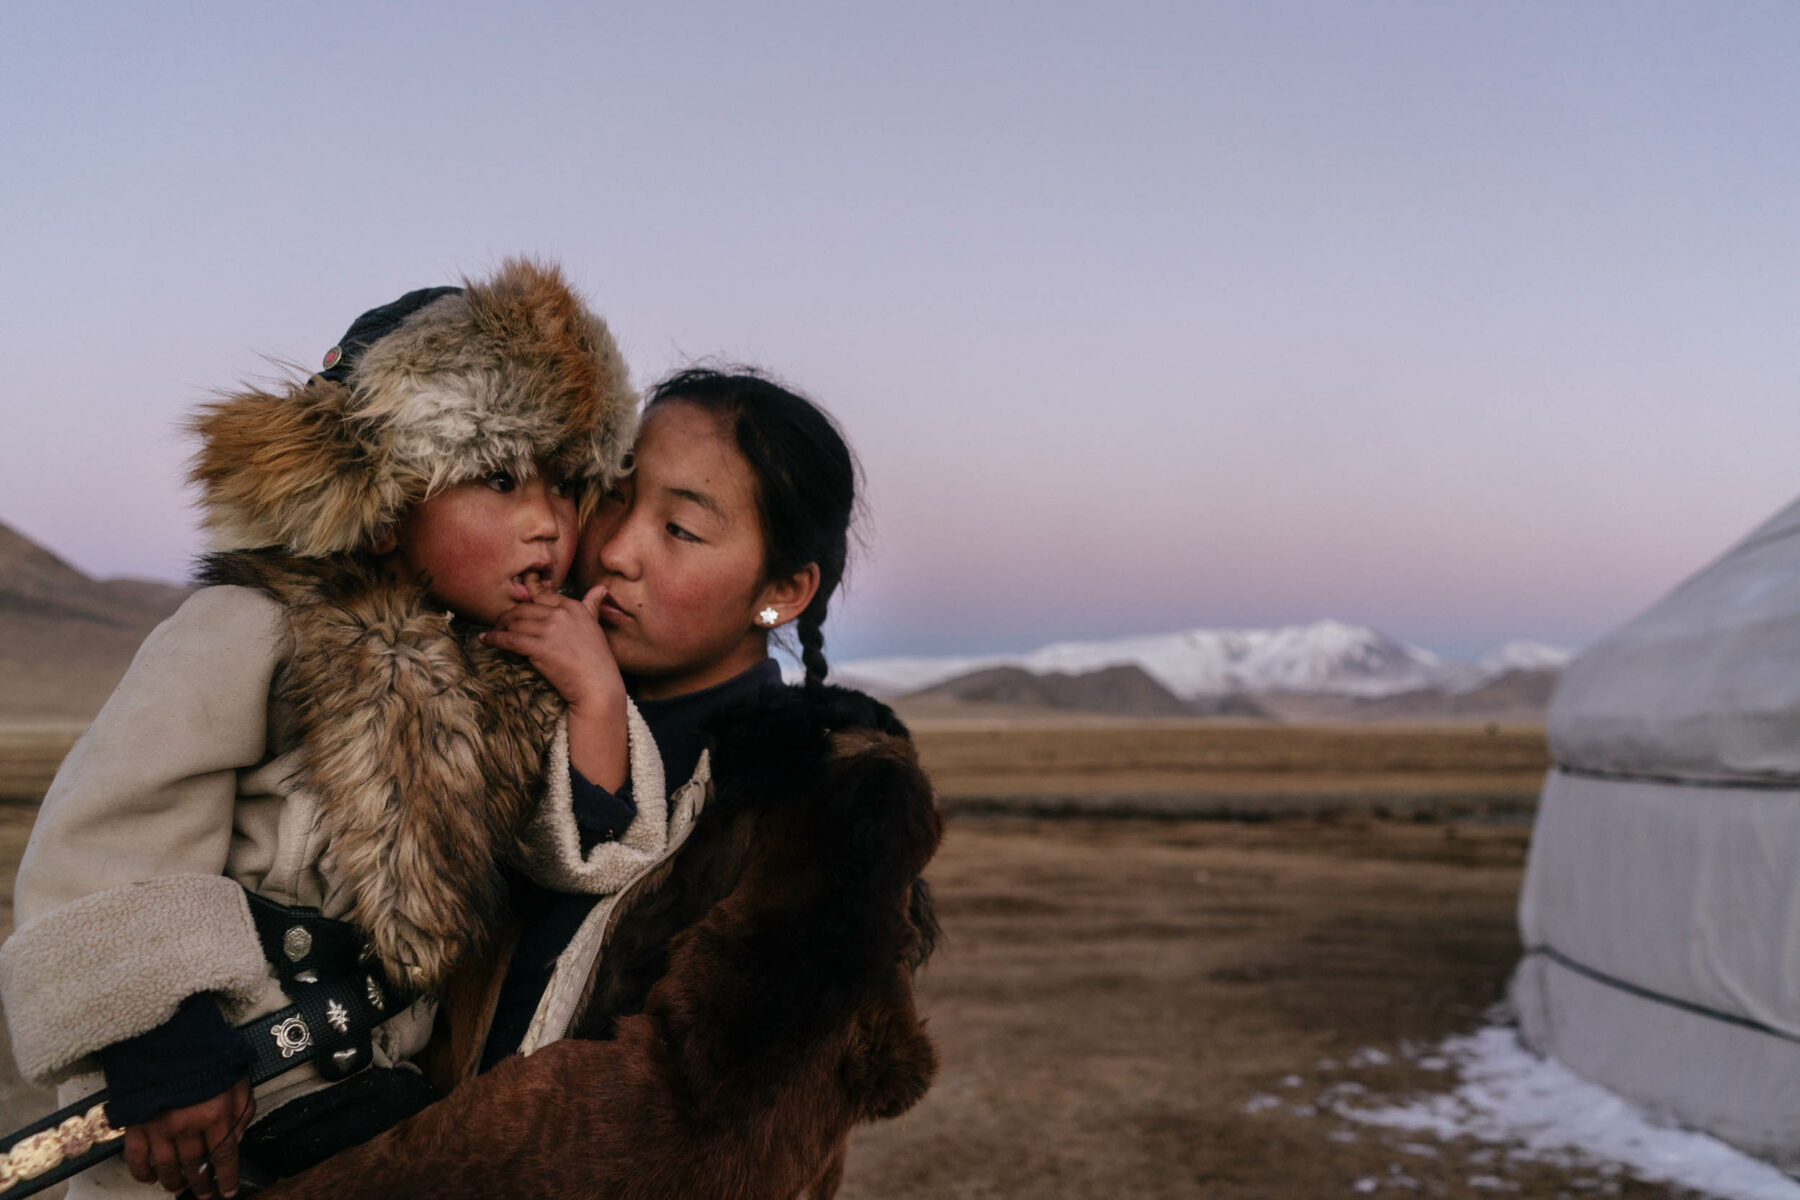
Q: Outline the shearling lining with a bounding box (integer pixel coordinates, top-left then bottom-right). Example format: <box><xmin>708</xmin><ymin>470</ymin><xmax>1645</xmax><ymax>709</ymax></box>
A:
<box><xmin>0</xmin><ymin>874</ymin><xmax>271</xmax><ymax>1086</ymax></box>
<box><xmin>513</xmin><ymin>712</ymin><xmax>713</xmax><ymax>1056</ymax></box>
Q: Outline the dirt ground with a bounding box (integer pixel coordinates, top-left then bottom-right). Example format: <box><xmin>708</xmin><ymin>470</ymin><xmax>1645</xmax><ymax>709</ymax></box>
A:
<box><xmin>0</xmin><ymin>723</ymin><xmax>1730</xmax><ymax>1198</ymax></box>
<box><xmin>837</xmin><ymin>814</ymin><xmax>1719</xmax><ymax>1200</ymax></box>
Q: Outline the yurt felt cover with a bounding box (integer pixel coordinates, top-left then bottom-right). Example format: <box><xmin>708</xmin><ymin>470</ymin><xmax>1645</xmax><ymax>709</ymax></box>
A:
<box><xmin>1515</xmin><ymin>492</ymin><xmax>1800</xmax><ymax>1169</ymax></box>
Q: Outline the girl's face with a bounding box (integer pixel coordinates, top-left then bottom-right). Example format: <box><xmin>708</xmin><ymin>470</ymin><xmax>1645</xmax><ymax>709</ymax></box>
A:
<box><xmin>390</xmin><ymin>464</ymin><xmax>579</xmax><ymax>625</ymax></box>
<box><xmin>576</xmin><ymin>401</ymin><xmax>811</xmax><ymax>700</ymax></box>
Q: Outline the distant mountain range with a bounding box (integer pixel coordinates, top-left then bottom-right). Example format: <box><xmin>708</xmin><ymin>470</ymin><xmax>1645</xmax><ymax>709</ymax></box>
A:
<box><xmin>902</xmin><ymin>663</ymin><xmax>1279</xmax><ymax>720</ymax></box>
<box><xmin>0</xmin><ymin>520</ymin><xmax>1569</xmax><ymax>725</ymax></box>
<box><xmin>841</xmin><ymin>622</ymin><xmax>1573</xmax><ymax>722</ymax></box>
<box><xmin>0</xmin><ymin>521</ymin><xmax>193</xmax><ymax>720</ymax></box>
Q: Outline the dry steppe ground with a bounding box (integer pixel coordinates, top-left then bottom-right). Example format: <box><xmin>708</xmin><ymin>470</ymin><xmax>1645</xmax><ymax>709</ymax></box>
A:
<box><xmin>842</xmin><ymin>815</ymin><xmax>1715</xmax><ymax>1199</ymax></box>
<box><xmin>0</xmin><ymin>720</ymin><xmax>1724</xmax><ymax>1198</ymax></box>
<box><xmin>901</xmin><ymin>714</ymin><xmax>1549</xmax><ymax>818</ymax></box>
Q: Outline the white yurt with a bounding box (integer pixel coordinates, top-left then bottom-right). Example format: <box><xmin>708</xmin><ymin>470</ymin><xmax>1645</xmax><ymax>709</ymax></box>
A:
<box><xmin>1513</xmin><ymin>494</ymin><xmax>1800</xmax><ymax>1170</ymax></box>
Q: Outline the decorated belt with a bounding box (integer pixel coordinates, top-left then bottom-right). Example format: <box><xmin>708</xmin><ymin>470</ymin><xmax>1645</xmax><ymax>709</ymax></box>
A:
<box><xmin>0</xmin><ymin>895</ymin><xmax>412</xmax><ymax>1198</ymax></box>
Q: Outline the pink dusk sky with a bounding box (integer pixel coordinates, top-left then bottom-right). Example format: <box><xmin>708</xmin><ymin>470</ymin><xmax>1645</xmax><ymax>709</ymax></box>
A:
<box><xmin>4</xmin><ymin>2</ymin><xmax>1798</xmax><ymax>662</ymax></box>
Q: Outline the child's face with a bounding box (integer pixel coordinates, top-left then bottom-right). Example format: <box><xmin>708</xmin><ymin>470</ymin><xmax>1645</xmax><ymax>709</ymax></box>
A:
<box><xmin>392</xmin><ymin>465</ymin><xmax>579</xmax><ymax>625</ymax></box>
<box><xmin>575</xmin><ymin>402</ymin><xmax>775</xmax><ymax>699</ymax></box>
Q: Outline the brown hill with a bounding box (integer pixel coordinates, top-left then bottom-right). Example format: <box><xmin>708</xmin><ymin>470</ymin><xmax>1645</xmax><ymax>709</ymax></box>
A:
<box><xmin>0</xmin><ymin>522</ymin><xmax>193</xmax><ymax>721</ymax></box>
<box><xmin>907</xmin><ymin>659</ymin><xmax>1557</xmax><ymax>726</ymax></box>
<box><xmin>1255</xmin><ymin>668</ymin><xmax>1560</xmax><ymax>724</ymax></box>
<box><xmin>1342</xmin><ymin>668</ymin><xmax>1559</xmax><ymax>723</ymax></box>
<box><xmin>906</xmin><ymin>663</ymin><xmax>1274</xmax><ymax>720</ymax></box>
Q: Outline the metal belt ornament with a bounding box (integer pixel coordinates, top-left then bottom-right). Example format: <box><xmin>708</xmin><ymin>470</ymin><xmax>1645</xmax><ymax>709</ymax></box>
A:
<box><xmin>0</xmin><ymin>895</ymin><xmax>408</xmax><ymax>1199</ymax></box>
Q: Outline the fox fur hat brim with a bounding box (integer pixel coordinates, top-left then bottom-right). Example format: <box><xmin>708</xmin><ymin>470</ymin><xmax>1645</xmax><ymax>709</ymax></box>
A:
<box><xmin>189</xmin><ymin>259</ymin><xmax>636</xmax><ymax>557</ymax></box>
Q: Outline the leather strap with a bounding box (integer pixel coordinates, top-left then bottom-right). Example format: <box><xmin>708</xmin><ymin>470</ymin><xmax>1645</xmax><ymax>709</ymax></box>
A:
<box><xmin>0</xmin><ymin>898</ymin><xmax>415</xmax><ymax>1198</ymax></box>
<box><xmin>241</xmin><ymin>893</ymin><xmax>412</xmax><ymax>1082</ymax></box>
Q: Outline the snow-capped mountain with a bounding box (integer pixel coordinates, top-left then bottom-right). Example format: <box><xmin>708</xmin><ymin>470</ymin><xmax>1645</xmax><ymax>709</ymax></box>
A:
<box><xmin>832</xmin><ymin>621</ymin><xmax>1571</xmax><ymax>701</ymax></box>
<box><xmin>1476</xmin><ymin>640</ymin><xmax>1575</xmax><ymax>676</ymax></box>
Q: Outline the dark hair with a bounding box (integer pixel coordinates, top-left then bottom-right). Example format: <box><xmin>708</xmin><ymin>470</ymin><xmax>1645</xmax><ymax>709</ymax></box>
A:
<box><xmin>645</xmin><ymin>367</ymin><xmax>859</xmax><ymax>690</ymax></box>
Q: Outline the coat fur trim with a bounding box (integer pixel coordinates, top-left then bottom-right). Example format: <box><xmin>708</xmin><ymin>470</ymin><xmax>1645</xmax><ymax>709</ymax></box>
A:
<box><xmin>198</xmin><ymin>549</ymin><xmax>563</xmax><ymax>994</ymax></box>
<box><xmin>188</xmin><ymin>259</ymin><xmax>636</xmax><ymax>556</ymax></box>
<box><xmin>519</xmin><ymin>752</ymin><xmax>713</xmax><ymax>1058</ymax></box>
<box><xmin>515</xmin><ymin>702</ymin><xmax>676</xmax><ymax>896</ymax></box>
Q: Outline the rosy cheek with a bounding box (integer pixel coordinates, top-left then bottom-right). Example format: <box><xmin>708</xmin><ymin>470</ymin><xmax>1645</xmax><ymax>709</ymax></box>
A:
<box><xmin>658</xmin><ymin>579</ymin><xmax>704</xmax><ymax>615</ymax></box>
<box><xmin>657</xmin><ymin>575</ymin><xmax>729</xmax><ymax>630</ymax></box>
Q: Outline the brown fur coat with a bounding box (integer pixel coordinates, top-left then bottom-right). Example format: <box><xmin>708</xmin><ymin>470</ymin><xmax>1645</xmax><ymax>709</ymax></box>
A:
<box><xmin>260</xmin><ymin>684</ymin><xmax>943</xmax><ymax>1200</ymax></box>
<box><xmin>197</xmin><ymin>548</ymin><xmax>563</xmax><ymax>994</ymax></box>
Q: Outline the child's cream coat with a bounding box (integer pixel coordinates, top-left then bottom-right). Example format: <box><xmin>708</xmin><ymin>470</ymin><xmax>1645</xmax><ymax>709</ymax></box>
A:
<box><xmin>0</xmin><ymin>259</ymin><xmax>638</xmax><ymax>1197</ymax></box>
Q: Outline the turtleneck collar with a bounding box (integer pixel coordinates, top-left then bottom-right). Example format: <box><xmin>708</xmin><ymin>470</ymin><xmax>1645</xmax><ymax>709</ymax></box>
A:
<box><xmin>629</xmin><ymin>657</ymin><xmax>784</xmax><ymax>795</ymax></box>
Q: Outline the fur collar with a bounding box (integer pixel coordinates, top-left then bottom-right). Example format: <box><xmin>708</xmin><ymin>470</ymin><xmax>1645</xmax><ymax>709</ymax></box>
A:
<box><xmin>198</xmin><ymin>549</ymin><xmax>563</xmax><ymax>994</ymax></box>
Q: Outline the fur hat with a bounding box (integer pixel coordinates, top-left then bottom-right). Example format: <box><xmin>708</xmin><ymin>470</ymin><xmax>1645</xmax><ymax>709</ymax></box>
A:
<box><xmin>189</xmin><ymin>259</ymin><xmax>636</xmax><ymax>556</ymax></box>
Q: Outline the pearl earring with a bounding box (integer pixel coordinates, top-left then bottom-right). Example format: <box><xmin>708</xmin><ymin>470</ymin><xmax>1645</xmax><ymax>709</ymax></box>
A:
<box><xmin>758</xmin><ymin>607</ymin><xmax>780</xmax><ymax>627</ymax></box>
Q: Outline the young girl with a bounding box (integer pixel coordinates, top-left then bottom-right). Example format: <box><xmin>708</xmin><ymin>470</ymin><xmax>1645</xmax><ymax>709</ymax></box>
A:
<box><xmin>259</xmin><ymin>369</ymin><xmax>944</xmax><ymax>1200</ymax></box>
<box><xmin>0</xmin><ymin>260</ymin><xmax>636</xmax><ymax>1199</ymax></box>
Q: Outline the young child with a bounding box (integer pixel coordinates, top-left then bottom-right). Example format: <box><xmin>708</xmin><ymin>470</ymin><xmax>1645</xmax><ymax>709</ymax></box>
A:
<box><xmin>0</xmin><ymin>260</ymin><xmax>636</xmax><ymax>1198</ymax></box>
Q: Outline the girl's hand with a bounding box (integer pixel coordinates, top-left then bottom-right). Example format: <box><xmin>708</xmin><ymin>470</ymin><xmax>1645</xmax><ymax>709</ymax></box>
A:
<box><xmin>123</xmin><ymin>1078</ymin><xmax>254</xmax><ymax>1198</ymax></box>
<box><xmin>481</xmin><ymin>583</ymin><xmax>629</xmax><ymax>790</ymax></box>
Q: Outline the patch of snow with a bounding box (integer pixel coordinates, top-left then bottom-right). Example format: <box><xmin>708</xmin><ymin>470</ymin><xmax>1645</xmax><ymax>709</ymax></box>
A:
<box><xmin>1334</xmin><ymin>1025</ymin><xmax>1800</xmax><ymax>1200</ymax></box>
<box><xmin>1477</xmin><ymin>640</ymin><xmax>1574</xmax><ymax>676</ymax></box>
<box><xmin>1011</xmin><ymin>620</ymin><xmax>1450</xmax><ymax>699</ymax></box>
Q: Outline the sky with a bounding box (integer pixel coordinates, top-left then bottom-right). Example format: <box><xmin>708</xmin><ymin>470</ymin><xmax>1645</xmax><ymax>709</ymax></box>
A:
<box><xmin>4</xmin><ymin>1</ymin><xmax>1799</xmax><ymax>663</ymax></box>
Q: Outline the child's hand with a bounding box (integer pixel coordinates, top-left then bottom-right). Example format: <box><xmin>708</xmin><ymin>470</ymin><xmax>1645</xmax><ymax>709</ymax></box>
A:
<box><xmin>481</xmin><ymin>584</ymin><xmax>629</xmax><ymax>790</ymax></box>
<box><xmin>481</xmin><ymin>583</ymin><xmax>625</xmax><ymax>712</ymax></box>
<box><xmin>123</xmin><ymin>1077</ymin><xmax>254</xmax><ymax>1198</ymax></box>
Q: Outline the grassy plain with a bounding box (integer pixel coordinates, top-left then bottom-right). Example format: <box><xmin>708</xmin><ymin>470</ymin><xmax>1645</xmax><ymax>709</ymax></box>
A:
<box><xmin>905</xmin><ymin>716</ymin><xmax>1549</xmax><ymax>819</ymax></box>
<box><xmin>0</xmin><ymin>725</ymin><xmax>83</xmax><ymax>804</ymax></box>
<box><xmin>0</xmin><ymin>719</ymin><xmax>1709</xmax><ymax>1198</ymax></box>
<box><xmin>0</xmin><ymin>718</ymin><xmax>1553</xmax><ymax>814</ymax></box>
